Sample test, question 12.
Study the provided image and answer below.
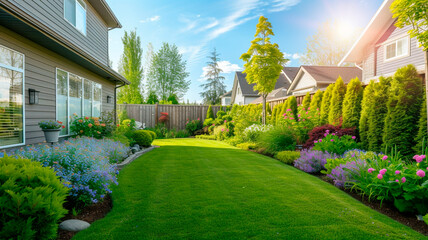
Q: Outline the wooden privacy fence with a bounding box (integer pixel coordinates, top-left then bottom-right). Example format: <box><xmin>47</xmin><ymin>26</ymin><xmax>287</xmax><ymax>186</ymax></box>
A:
<box><xmin>118</xmin><ymin>104</ymin><xmax>223</xmax><ymax>130</ymax></box>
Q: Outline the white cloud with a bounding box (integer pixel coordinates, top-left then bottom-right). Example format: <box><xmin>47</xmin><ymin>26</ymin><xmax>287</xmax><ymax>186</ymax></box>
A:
<box><xmin>283</xmin><ymin>52</ymin><xmax>302</xmax><ymax>59</ymax></box>
<box><xmin>269</xmin><ymin>0</ymin><xmax>301</xmax><ymax>12</ymax></box>
<box><xmin>199</xmin><ymin>60</ymin><xmax>242</xmax><ymax>81</ymax></box>
<box><xmin>140</xmin><ymin>15</ymin><xmax>160</xmax><ymax>23</ymax></box>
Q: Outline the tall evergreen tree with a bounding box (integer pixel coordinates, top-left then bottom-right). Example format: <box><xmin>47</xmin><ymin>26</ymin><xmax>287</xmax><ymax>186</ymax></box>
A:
<box><xmin>359</xmin><ymin>81</ymin><xmax>376</xmax><ymax>150</ymax></box>
<box><xmin>383</xmin><ymin>65</ymin><xmax>423</xmax><ymax>157</ymax></box>
<box><xmin>301</xmin><ymin>92</ymin><xmax>311</xmax><ymax>111</ymax></box>
<box><xmin>147</xmin><ymin>43</ymin><xmax>190</xmax><ymax>101</ymax></box>
<box><xmin>328</xmin><ymin>77</ymin><xmax>346</xmax><ymax>125</ymax></box>
<box><xmin>367</xmin><ymin>77</ymin><xmax>391</xmax><ymax>152</ymax></box>
<box><xmin>200</xmin><ymin>48</ymin><xmax>227</xmax><ymax>105</ymax></box>
<box><xmin>286</xmin><ymin>96</ymin><xmax>298</xmax><ymax>120</ymax></box>
<box><xmin>146</xmin><ymin>90</ymin><xmax>159</xmax><ymax>104</ymax></box>
<box><xmin>320</xmin><ymin>84</ymin><xmax>334</xmax><ymax>125</ymax></box>
<box><xmin>240</xmin><ymin>16</ymin><xmax>287</xmax><ymax>125</ymax></box>
<box><xmin>414</xmin><ymin>94</ymin><xmax>427</xmax><ymax>153</ymax></box>
<box><xmin>342</xmin><ymin>77</ymin><xmax>363</xmax><ymax>129</ymax></box>
<box><xmin>310</xmin><ymin>90</ymin><xmax>323</xmax><ymax>111</ymax></box>
<box><xmin>117</xmin><ymin>30</ymin><xmax>144</xmax><ymax>104</ymax></box>
<box><xmin>206</xmin><ymin>105</ymin><xmax>214</xmax><ymax>119</ymax></box>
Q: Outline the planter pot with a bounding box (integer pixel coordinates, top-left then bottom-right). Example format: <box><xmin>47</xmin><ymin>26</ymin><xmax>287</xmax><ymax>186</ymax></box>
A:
<box><xmin>42</xmin><ymin>129</ymin><xmax>61</xmax><ymax>143</ymax></box>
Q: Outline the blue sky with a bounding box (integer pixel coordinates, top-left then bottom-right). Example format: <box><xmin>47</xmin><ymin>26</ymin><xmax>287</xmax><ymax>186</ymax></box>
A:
<box><xmin>106</xmin><ymin>0</ymin><xmax>384</xmax><ymax>103</ymax></box>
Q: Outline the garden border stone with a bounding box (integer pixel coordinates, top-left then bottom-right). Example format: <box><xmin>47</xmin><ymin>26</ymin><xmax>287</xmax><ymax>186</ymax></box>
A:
<box><xmin>116</xmin><ymin>145</ymin><xmax>157</xmax><ymax>170</ymax></box>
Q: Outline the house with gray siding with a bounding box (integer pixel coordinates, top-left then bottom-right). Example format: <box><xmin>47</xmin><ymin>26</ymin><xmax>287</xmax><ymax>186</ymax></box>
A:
<box><xmin>0</xmin><ymin>0</ymin><xmax>128</xmax><ymax>149</ymax></box>
<box><xmin>339</xmin><ymin>0</ymin><xmax>426</xmax><ymax>83</ymax></box>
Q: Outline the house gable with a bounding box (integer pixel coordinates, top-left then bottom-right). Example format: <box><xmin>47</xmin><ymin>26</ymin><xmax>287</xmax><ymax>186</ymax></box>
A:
<box><xmin>287</xmin><ymin>68</ymin><xmax>317</xmax><ymax>95</ymax></box>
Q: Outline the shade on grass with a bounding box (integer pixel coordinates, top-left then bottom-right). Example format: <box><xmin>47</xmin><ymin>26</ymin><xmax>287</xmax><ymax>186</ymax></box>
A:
<box><xmin>74</xmin><ymin>139</ymin><xmax>425</xmax><ymax>240</ymax></box>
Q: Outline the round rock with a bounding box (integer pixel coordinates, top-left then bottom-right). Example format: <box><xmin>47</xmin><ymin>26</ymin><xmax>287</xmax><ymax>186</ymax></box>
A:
<box><xmin>59</xmin><ymin>219</ymin><xmax>90</xmax><ymax>232</ymax></box>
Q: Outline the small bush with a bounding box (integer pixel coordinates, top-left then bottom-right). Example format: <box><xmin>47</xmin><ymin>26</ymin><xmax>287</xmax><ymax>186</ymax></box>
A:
<box><xmin>313</xmin><ymin>132</ymin><xmax>358</xmax><ymax>155</ymax></box>
<box><xmin>304</xmin><ymin>124</ymin><xmax>355</xmax><ymax>149</ymax></box>
<box><xmin>224</xmin><ymin>136</ymin><xmax>245</xmax><ymax>146</ymax></box>
<box><xmin>206</xmin><ymin>105</ymin><xmax>214</xmax><ymax>119</ymax></box>
<box><xmin>0</xmin><ymin>155</ymin><xmax>69</xmax><ymax>240</ymax></box>
<box><xmin>257</xmin><ymin>125</ymin><xmax>296</xmax><ymax>153</ymax></box>
<box><xmin>195</xmin><ymin>135</ymin><xmax>216</xmax><ymax>140</ymax></box>
<box><xmin>146</xmin><ymin>130</ymin><xmax>157</xmax><ymax>140</ymax></box>
<box><xmin>133</xmin><ymin>130</ymin><xmax>153</xmax><ymax>147</ymax></box>
<box><xmin>243</xmin><ymin>124</ymin><xmax>272</xmax><ymax>142</ymax></box>
<box><xmin>236</xmin><ymin>142</ymin><xmax>257</xmax><ymax>150</ymax></box>
<box><xmin>203</xmin><ymin>118</ymin><xmax>214</xmax><ymax>127</ymax></box>
<box><xmin>275</xmin><ymin>151</ymin><xmax>300</xmax><ymax>165</ymax></box>
<box><xmin>186</xmin><ymin>119</ymin><xmax>203</xmax><ymax>136</ymax></box>
<box><xmin>70</xmin><ymin>115</ymin><xmax>112</xmax><ymax>139</ymax></box>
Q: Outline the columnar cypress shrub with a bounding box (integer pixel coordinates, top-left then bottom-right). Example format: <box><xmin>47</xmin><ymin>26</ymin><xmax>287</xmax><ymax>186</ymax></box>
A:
<box><xmin>287</xmin><ymin>96</ymin><xmax>298</xmax><ymax>120</ymax></box>
<box><xmin>328</xmin><ymin>77</ymin><xmax>347</xmax><ymax>125</ymax></box>
<box><xmin>383</xmin><ymin>65</ymin><xmax>423</xmax><ymax>157</ymax></box>
<box><xmin>359</xmin><ymin>81</ymin><xmax>376</xmax><ymax>150</ymax></box>
<box><xmin>414</xmin><ymin>94</ymin><xmax>427</xmax><ymax>153</ymax></box>
<box><xmin>271</xmin><ymin>104</ymin><xmax>278</xmax><ymax>124</ymax></box>
<box><xmin>320</xmin><ymin>84</ymin><xmax>334</xmax><ymax>125</ymax></box>
<box><xmin>367</xmin><ymin>77</ymin><xmax>391</xmax><ymax>152</ymax></box>
<box><xmin>310</xmin><ymin>90</ymin><xmax>323</xmax><ymax>111</ymax></box>
<box><xmin>302</xmin><ymin>92</ymin><xmax>311</xmax><ymax>111</ymax></box>
<box><xmin>206</xmin><ymin>105</ymin><xmax>214</xmax><ymax>119</ymax></box>
<box><xmin>342</xmin><ymin>77</ymin><xmax>363</xmax><ymax>129</ymax></box>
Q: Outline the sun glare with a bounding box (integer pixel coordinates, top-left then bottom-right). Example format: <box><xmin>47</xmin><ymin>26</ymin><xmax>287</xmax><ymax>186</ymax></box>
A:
<box><xmin>336</xmin><ymin>20</ymin><xmax>358</xmax><ymax>42</ymax></box>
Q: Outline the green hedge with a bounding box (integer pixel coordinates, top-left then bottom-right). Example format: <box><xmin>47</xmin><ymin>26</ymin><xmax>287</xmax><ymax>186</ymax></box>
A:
<box><xmin>275</xmin><ymin>151</ymin><xmax>300</xmax><ymax>165</ymax></box>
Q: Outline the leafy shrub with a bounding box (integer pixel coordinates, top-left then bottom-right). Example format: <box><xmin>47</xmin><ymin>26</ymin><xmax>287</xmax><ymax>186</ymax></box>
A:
<box><xmin>159</xmin><ymin>112</ymin><xmax>169</xmax><ymax>124</ymax></box>
<box><xmin>206</xmin><ymin>105</ymin><xmax>214</xmax><ymax>119</ymax></box>
<box><xmin>0</xmin><ymin>155</ymin><xmax>69</xmax><ymax>240</ymax></box>
<box><xmin>216</xmin><ymin>110</ymin><xmax>226</xmax><ymax>119</ymax></box>
<box><xmin>146</xmin><ymin>130</ymin><xmax>157</xmax><ymax>140</ymax></box>
<box><xmin>275</xmin><ymin>151</ymin><xmax>300</xmax><ymax>165</ymax></box>
<box><xmin>203</xmin><ymin>118</ymin><xmax>214</xmax><ymax>127</ymax></box>
<box><xmin>328</xmin><ymin>76</ymin><xmax>346</xmax><ymax>125</ymax></box>
<box><xmin>414</xmin><ymin>95</ymin><xmax>427</xmax><ymax>153</ymax></box>
<box><xmin>195</xmin><ymin>135</ymin><xmax>216</xmax><ymax>140</ymax></box>
<box><xmin>257</xmin><ymin>125</ymin><xmax>296</xmax><ymax>153</ymax></box>
<box><xmin>224</xmin><ymin>136</ymin><xmax>245</xmax><ymax>146</ymax></box>
<box><xmin>312</xmin><ymin>132</ymin><xmax>358</xmax><ymax>155</ymax></box>
<box><xmin>322</xmin><ymin>150</ymin><xmax>379</xmax><ymax>175</ymax></box>
<box><xmin>294</xmin><ymin>149</ymin><xmax>338</xmax><ymax>173</ymax></box>
<box><xmin>12</xmin><ymin>137</ymin><xmax>126</xmax><ymax>208</ymax></box>
<box><xmin>70</xmin><ymin>115</ymin><xmax>112</xmax><ymax>139</ymax></box>
<box><xmin>320</xmin><ymin>84</ymin><xmax>334</xmax><ymax>125</ymax></box>
<box><xmin>133</xmin><ymin>130</ymin><xmax>153</xmax><ymax>147</ymax></box>
<box><xmin>108</xmin><ymin>133</ymin><xmax>131</xmax><ymax>146</ymax></box>
<box><xmin>280</xmin><ymin>107</ymin><xmax>319</xmax><ymax>145</ymax></box>
<box><xmin>114</xmin><ymin>119</ymin><xmax>137</xmax><ymax>145</ymax></box>
<box><xmin>304</xmin><ymin>124</ymin><xmax>355</xmax><ymax>149</ymax></box>
<box><xmin>342</xmin><ymin>77</ymin><xmax>363</xmax><ymax>129</ymax></box>
<box><xmin>236</xmin><ymin>142</ymin><xmax>257</xmax><ymax>150</ymax></box>
<box><xmin>243</xmin><ymin>124</ymin><xmax>272</xmax><ymax>142</ymax></box>
<box><xmin>186</xmin><ymin>119</ymin><xmax>202</xmax><ymax>136</ymax></box>
<box><xmin>310</xmin><ymin>90</ymin><xmax>323</xmax><ymax>112</ymax></box>
<box><xmin>214</xmin><ymin>125</ymin><xmax>229</xmax><ymax>141</ymax></box>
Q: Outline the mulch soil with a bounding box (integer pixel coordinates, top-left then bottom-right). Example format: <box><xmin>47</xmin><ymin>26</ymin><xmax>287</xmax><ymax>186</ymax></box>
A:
<box><xmin>57</xmin><ymin>195</ymin><xmax>113</xmax><ymax>240</ymax></box>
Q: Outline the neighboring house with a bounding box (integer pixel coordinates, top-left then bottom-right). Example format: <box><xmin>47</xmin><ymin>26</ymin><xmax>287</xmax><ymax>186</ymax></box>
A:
<box><xmin>220</xmin><ymin>91</ymin><xmax>232</xmax><ymax>106</ymax></box>
<box><xmin>287</xmin><ymin>66</ymin><xmax>362</xmax><ymax>96</ymax></box>
<box><xmin>339</xmin><ymin>0</ymin><xmax>426</xmax><ymax>83</ymax></box>
<box><xmin>231</xmin><ymin>67</ymin><xmax>297</xmax><ymax>105</ymax></box>
<box><xmin>0</xmin><ymin>0</ymin><xmax>129</xmax><ymax>149</ymax></box>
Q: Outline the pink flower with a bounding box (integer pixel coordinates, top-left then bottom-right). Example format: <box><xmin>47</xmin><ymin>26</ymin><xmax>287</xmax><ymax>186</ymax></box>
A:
<box><xmin>377</xmin><ymin>174</ymin><xmax>383</xmax><ymax>180</ymax></box>
<box><xmin>226</xmin><ymin>129</ymin><xmax>229</xmax><ymax>132</ymax></box>
<box><xmin>290</xmin><ymin>117</ymin><xmax>294</xmax><ymax>120</ymax></box>
<box><xmin>413</xmin><ymin>155</ymin><xmax>426</xmax><ymax>163</ymax></box>
<box><xmin>314</xmin><ymin>140</ymin><xmax>318</xmax><ymax>143</ymax></box>
<box><xmin>305</xmin><ymin>112</ymin><xmax>308</xmax><ymax>114</ymax></box>
<box><xmin>283</xmin><ymin>113</ymin><xmax>287</xmax><ymax>116</ymax></box>
<box><xmin>368</xmin><ymin>168</ymin><xmax>375</xmax><ymax>174</ymax></box>
<box><xmin>332</xmin><ymin>133</ymin><xmax>336</xmax><ymax>136</ymax></box>
<box><xmin>308</xmin><ymin>107</ymin><xmax>310</xmax><ymax>110</ymax></box>
<box><xmin>379</xmin><ymin>169</ymin><xmax>387</xmax><ymax>175</ymax></box>
<box><xmin>197</xmin><ymin>118</ymin><xmax>200</xmax><ymax>121</ymax></box>
<box><xmin>401</xmin><ymin>177</ymin><xmax>406</xmax><ymax>183</ymax></box>
<box><xmin>298</xmin><ymin>114</ymin><xmax>301</xmax><ymax>117</ymax></box>
<box><xmin>326</xmin><ymin>130</ymin><xmax>330</xmax><ymax>134</ymax></box>
<box><xmin>318</xmin><ymin>139</ymin><xmax>322</xmax><ymax>142</ymax></box>
<box><xmin>395</xmin><ymin>170</ymin><xmax>401</xmax><ymax>175</ymax></box>
<box><xmin>352</xmin><ymin>136</ymin><xmax>356</xmax><ymax>140</ymax></box>
<box><xmin>324</xmin><ymin>133</ymin><xmax>328</xmax><ymax>137</ymax></box>
<box><xmin>224</xmin><ymin>120</ymin><xmax>227</xmax><ymax>123</ymax></box>
<box><xmin>416</xmin><ymin>169</ymin><xmax>425</xmax><ymax>178</ymax></box>
<box><xmin>382</xmin><ymin>155</ymin><xmax>388</xmax><ymax>161</ymax></box>
<box><xmin>395</xmin><ymin>179</ymin><xmax>399</xmax><ymax>183</ymax></box>
<box><xmin>221</xmin><ymin>129</ymin><xmax>224</xmax><ymax>132</ymax></box>
<box><xmin>286</xmin><ymin>109</ymin><xmax>292</xmax><ymax>112</ymax></box>
<box><xmin>330</xmin><ymin>139</ymin><xmax>334</xmax><ymax>142</ymax></box>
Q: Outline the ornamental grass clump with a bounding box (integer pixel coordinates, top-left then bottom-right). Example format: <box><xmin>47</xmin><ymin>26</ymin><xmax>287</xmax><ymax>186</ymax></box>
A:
<box><xmin>294</xmin><ymin>149</ymin><xmax>338</xmax><ymax>173</ymax></box>
<box><xmin>243</xmin><ymin>124</ymin><xmax>272</xmax><ymax>142</ymax></box>
<box><xmin>11</xmin><ymin>137</ymin><xmax>128</xmax><ymax>209</ymax></box>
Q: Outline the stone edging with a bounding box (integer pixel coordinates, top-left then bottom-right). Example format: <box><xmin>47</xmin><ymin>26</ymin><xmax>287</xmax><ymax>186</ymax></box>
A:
<box><xmin>116</xmin><ymin>146</ymin><xmax>157</xmax><ymax>170</ymax></box>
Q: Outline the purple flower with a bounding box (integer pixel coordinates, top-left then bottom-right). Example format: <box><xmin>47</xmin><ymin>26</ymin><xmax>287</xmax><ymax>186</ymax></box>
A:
<box><xmin>382</xmin><ymin>155</ymin><xmax>388</xmax><ymax>161</ymax></box>
<box><xmin>395</xmin><ymin>179</ymin><xmax>399</xmax><ymax>183</ymax></box>
<box><xmin>401</xmin><ymin>177</ymin><xmax>406</xmax><ymax>183</ymax></box>
<box><xmin>351</xmin><ymin>136</ymin><xmax>356</xmax><ymax>140</ymax></box>
<box><xmin>379</xmin><ymin>169</ymin><xmax>387</xmax><ymax>175</ymax></box>
<box><xmin>318</xmin><ymin>139</ymin><xmax>322</xmax><ymax>142</ymax></box>
<box><xmin>395</xmin><ymin>170</ymin><xmax>400</xmax><ymax>175</ymax></box>
<box><xmin>413</xmin><ymin>155</ymin><xmax>426</xmax><ymax>163</ymax></box>
<box><xmin>330</xmin><ymin>139</ymin><xmax>334</xmax><ymax>142</ymax></box>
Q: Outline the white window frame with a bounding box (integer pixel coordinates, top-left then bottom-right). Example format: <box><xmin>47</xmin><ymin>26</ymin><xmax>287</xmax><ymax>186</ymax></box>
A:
<box><xmin>64</xmin><ymin>0</ymin><xmax>87</xmax><ymax>36</ymax></box>
<box><xmin>383</xmin><ymin>35</ymin><xmax>410</xmax><ymax>62</ymax></box>
<box><xmin>0</xmin><ymin>44</ymin><xmax>25</xmax><ymax>149</ymax></box>
<box><xmin>56</xmin><ymin>68</ymin><xmax>102</xmax><ymax>136</ymax></box>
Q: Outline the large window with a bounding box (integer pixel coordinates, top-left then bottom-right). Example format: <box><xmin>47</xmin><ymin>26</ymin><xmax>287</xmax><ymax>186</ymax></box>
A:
<box><xmin>0</xmin><ymin>45</ymin><xmax>24</xmax><ymax>148</ymax></box>
<box><xmin>384</xmin><ymin>36</ymin><xmax>409</xmax><ymax>61</ymax></box>
<box><xmin>64</xmin><ymin>0</ymin><xmax>87</xmax><ymax>35</ymax></box>
<box><xmin>56</xmin><ymin>69</ymin><xmax>102</xmax><ymax>136</ymax></box>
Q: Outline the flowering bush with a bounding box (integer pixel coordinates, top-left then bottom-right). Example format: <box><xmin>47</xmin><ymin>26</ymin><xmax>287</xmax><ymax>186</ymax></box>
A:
<box><xmin>279</xmin><ymin>106</ymin><xmax>319</xmax><ymax>145</ymax></box>
<box><xmin>294</xmin><ymin>149</ymin><xmax>338</xmax><ymax>173</ymax></box>
<box><xmin>303</xmin><ymin>124</ymin><xmax>355</xmax><ymax>149</ymax></box>
<box><xmin>322</xmin><ymin>150</ymin><xmax>379</xmax><ymax>175</ymax></box>
<box><xmin>39</xmin><ymin>120</ymin><xmax>65</xmax><ymax>130</ymax></box>
<box><xmin>312</xmin><ymin>131</ymin><xmax>358</xmax><ymax>155</ymax></box>
<box><xmin>185</xmin><ymin>118</ymin><xmax>202</xmax><ymax>135</ymax></box>
<box><xmin>70</xmin><ymin>115</ymin><xmax>111</xmax><ymax>139</ymax></box>
<box><xmin>243</xmin><ymin>124</ymin><xmax>272</xmax><ymax>142</ymax></box>
<box><xmin>11</xmin><ymin>137</ymin><xmax>128</xmax><ymax>208</ymax></box>
<box><xmin>159</xmin><ymin>112</ymin><xmax>169</xmax><ymax>124</ymax></box>
<box><xmin>328</xmin><ymin>160</ymin><xmax>363</xmax><ymax>188</ymax></box>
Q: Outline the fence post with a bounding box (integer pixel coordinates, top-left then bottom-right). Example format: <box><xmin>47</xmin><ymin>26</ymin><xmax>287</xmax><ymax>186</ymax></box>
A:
<box><xmin>155</xmin><ymin>103</ymin><xmax>159</xmax><ymax>125</ymax></box>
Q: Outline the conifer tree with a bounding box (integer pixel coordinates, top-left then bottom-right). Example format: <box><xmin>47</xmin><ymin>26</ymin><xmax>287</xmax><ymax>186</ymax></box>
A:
<box><xmin>383</xmin><ymin>65</ymin><xmax>423</xmax><ymax>157</ymax></box>
<box><xmin>342</xmin><ymin>77</ymin><xmax>363</xmax><ymax>129</ymax></box>
<box><xmin>328</xmin><ymin>77</ymin><xmax>347</xmax><ymax>125</ymax></box>
<box><xmin>206</xmin><ymin>105</ymin><xmax>214</xmax><ymax>119</ymax></box>
<box><xmin>302</xmin><ymin>92</ymin><xmax>311</xmax><ymax>111</ymax></box>
<box><xmin>367</xmin><ymin>77</ymin><xmax>391</xmax><ymax>152</ymax></box>
<box><xmin>359</xmin><ymin>81</ymin><xmax>376</xmax><ymax>150</ymax></box>
<box><xmin>287</xmin><ymin>96</ymin><xmax>298</xmax><ymax>120</ymax></box>
<box><xmin>320</xmin><ymin>84</ymin><xmax>334</xmax><ymax>125</ymax></box>
<box><xmin>310</xmin><ymin>90</ymin><xmax>323</xmax><ymax>111</ymax></box>
<box><xmin>414</xmin><ymin>94</ymin><xmax>427</xmax><ymax>153</ymax></box>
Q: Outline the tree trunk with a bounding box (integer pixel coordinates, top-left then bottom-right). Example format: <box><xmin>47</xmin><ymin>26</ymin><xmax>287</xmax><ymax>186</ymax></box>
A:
<box><xmin>426</xmin><ymin>51</ymin><xmax>428</xmax><ymax>134</ymax></box>
<box><xmin>262</xmin><ymin>95</ymin><xmax>267</xmax><ymax>125</ymax></box>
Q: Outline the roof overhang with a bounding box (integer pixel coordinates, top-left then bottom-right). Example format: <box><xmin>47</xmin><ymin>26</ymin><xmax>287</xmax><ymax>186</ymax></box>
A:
<box><xmin>339</xmin><ymin>0</ymin><xmax>394</xmax><ymax>65</ymax></box>
<box><xmin>87</xmin><ymin>0</ymin><xmax>122</xmax><ymax>29</ymax></box>
<box><xmin>0</xmin><ymin>2</ymin><xmax>129</xmax><ymax>85</ymax></box>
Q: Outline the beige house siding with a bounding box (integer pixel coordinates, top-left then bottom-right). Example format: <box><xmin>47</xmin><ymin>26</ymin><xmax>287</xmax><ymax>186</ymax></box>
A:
<box><xmin>7</xmin><ymin>0</ymin><xmax>110</xmax><ymax>65</ymax></box>
<box><xmin>0</xmin><ymin>25</ymin><xmax>114</xmax><ymax>145</ymax></box>
<box><xmin>361</xmin><ymin>46</ymin><xmax>375</xmax><ymax>83</ymax></box>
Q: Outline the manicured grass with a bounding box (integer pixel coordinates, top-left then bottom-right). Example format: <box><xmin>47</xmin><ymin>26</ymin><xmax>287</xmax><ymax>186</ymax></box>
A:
<box><xmin>74</xmin><ymin>139</ymin><xmax>425</xmax><ymax>240</ymax></box>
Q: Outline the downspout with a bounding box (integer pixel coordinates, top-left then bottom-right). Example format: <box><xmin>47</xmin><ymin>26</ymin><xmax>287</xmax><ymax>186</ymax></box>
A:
<box><xmin>114</xmin><ymin>81</ymin><xmax>126</xmax><ymax>124</ymax></box>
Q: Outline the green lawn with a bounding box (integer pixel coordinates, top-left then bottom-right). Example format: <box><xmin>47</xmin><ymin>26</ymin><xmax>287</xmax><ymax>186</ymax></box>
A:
<box><xmin>74</xmin><ymin>139</ymin><xmax>425</xmax><ymax>240</ymax></box>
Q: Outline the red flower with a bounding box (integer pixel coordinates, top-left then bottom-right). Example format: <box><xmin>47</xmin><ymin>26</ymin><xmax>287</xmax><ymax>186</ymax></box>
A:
<box><xmin>117</xmin><ymin>124</ymin><xmax>120</xmax><ymax>127</ymax></box>
<box><xmin>88</xmin><ymin>123</ymin><xmax>93</xmax><ymax>128</ymax></box>
<box><xmin>85</xmin><ymin>116</ymin><xmax>89</xmax><ymax>120</ymax></box>
<box><xmin>61</xmin><ymin>125</ymin><xmax>65</xmax><ymax>128</ymax></box>
<box><xmin>57</xmin><ymin>121</ymin><xmax>63</xmax><ymax>124</ymax></box>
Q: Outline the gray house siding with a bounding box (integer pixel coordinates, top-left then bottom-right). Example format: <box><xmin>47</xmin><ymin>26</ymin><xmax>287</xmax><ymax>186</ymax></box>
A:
<box><xmin>375</xmin><ymin>23</ymin><xmax>425</xmax><ymax>77</ymax></box>
<box><xmin>362</xmin><ymin>47</ymin><xmax>375</xmax><ymax>83</ymax></box>
<box><xmin>0</xmin><ymin>25</ymin><xmax>114</xmax><ymax>145</ymax></box>
<box><xmin>8</xmin><ymin>0</ymin><xmax>109</xmax><ymax>65</ymax></box>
